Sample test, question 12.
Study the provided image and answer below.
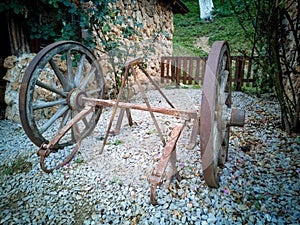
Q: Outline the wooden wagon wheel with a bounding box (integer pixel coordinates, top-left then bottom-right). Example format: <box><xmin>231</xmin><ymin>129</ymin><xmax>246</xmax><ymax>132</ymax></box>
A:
<box><xmin>19</xmin><ymin>41</ymin><xmax>105</xmax><ymax>151</ymax></box>
<box><xmin>200</xmin><ymin>41</ymin><xmax>232</xmax><ymax>188</ymax></box>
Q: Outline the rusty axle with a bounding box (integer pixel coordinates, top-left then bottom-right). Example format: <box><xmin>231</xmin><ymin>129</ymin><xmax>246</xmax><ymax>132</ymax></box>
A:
<box><xmin>83</xmin><ymin>97</ymin><xmax>198</xmax><ymax>121</ymax></box>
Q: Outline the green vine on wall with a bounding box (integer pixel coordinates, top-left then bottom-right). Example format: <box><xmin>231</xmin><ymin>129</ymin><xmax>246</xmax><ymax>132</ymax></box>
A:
<box><xmin>0</xmin><ymin>0</ymin><xmax>169</xmax><ymax>94</ymax></box>
<box><xmin>0</xmin><ymin>0</ymin><xmax>116</xmax><ymax>48</ymax></box>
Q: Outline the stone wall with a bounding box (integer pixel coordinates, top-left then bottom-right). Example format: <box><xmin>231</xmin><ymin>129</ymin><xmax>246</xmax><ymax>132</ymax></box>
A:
<box><xmin>3</xmin><ymin>54</ymin><xmax>35</xmax><ymax>121</ymax></box>
<box><xmin>96</xmin><ymin>0</ymin><xmax>174</xmax><ymax>97</ymax></box>
<box><xmin>3</xmin><ymin>0</ymin><xmax>175</xmax><ymax>122</ymax></box>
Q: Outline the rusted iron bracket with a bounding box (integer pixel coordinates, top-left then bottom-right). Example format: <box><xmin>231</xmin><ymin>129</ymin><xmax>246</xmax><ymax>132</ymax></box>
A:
<box><xmin>37</xmin><ymin>105</ymin><xmax>94</xmax><ymax>173</ymax></box>
<box><xmin>148</xmin><ymin>123</ymin><xmax>185</xmax><ymax>205</ymax></box>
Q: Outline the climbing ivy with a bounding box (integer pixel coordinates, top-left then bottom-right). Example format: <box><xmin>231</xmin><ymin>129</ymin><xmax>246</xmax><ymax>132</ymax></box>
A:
<box><xmin>0</xmin><ymin>0</ymin><xmax>147</xmax><ymax>92</ymax></box>
<box><xmin>0</xmin><ymin>0</ymin><xmax>117</xmax><ymax>48</ymax></box>
<box><xmin>0</xmin><ymin>0</ymin><xmax>169</xmax><ymax>94</ymax></box>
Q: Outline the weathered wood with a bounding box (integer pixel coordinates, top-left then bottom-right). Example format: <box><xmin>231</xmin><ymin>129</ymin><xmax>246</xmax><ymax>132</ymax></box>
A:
<box><xmin>161</xmin><ymin>56</ymin><xmax>207</xmax><ymax>86</ymax></box>
<box><xmin>7</xmin><ymin>15</ymin><xmax>29</xmax><ymax>56</ymax></box>
<box><xmin>188</xmin><ymin>57</ymin><xmax>193</xmax><ymax>84</ymax></box>
<box><xmin>195</xmin><ymin>57</ymin><xmax>200</xmax><ymax>84</ymax></box>
<box><xmin>175</xmin><ymin>57</ymin><xmax>180</xmax><ymax>86</ymax></box>
<box><xmin>182</xmin><ymin>57</ymin><xmax>187</xmax><ymax>84</ymax></box>
<box><xmin>161</xmin><ymin>56</ymin><xmax>256</xmax><ymax>88</ymax></box>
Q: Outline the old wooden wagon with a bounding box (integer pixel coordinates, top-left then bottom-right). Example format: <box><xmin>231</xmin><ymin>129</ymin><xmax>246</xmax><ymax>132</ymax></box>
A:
<box><xmin>18</xmin><ymin>40</ymin><xmax>245</xmax><ymax>204</ymax></box>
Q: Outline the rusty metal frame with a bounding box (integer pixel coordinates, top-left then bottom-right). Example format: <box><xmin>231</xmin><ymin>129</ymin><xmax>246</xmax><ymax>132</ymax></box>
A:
<box><xmin>36</xmin><ymin>57</ymin><xmax>200</xmax><ymax>204</ymax></box>
<box><xmin>91</xmin><ymin>57</ymin><xmax>199</xmax><ymax>155</ymax></box>
<box><xmin>19</xmin><ymin>40</ymin><xmax>246</xmax><ymax>205</ymax></box>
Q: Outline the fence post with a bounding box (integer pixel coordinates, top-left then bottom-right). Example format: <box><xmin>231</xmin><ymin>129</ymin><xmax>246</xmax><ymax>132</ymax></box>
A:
<box><xmin>195</xmin><ymin>57</ymin><xmax>200</xmax><ymax>84</ymax></box>
<box><xmin>234</xmin><ymin>57</ymin><xmax>244</xmax><ymax>91</ymax></box>
<box><xmin>175</xmin><ymin>57</ymin><xmax>180</xmax><ymax>87</ymax></box>
<box><xmin>160</xmin><ymin>57</ymin><xmax>165</xmax><ymax>84</ymax></box>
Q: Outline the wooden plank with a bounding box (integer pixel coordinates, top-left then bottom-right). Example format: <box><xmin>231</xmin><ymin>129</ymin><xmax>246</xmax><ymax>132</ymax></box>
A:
<box><xmin>160</xmin><ymin>57</ymin><xmax>165</xmax><ymax>83</ymax></box>
<box><xmin>241</xmin><ymin>57</ymin><xmax>246</xmax><ymax>87</ymax></box>
<box><xmin>201</xmin><ymin>57</ymin><xmax>206</xmax><ymax>85</ymax></box>
<box><xmin>187</xmin><ymin>58</ymin><xmax>193</xmax><ymax>84</ymax></box>
<box><xmin>168</xmin><ymin>57</ymin><xmax>173</xmax><ymax>83</ymax></box>
<box><xmin>234</xmin><ymin>58</ymin><xmax>242</xmax><ymax>91</ymax></box>
<box><xmin>176</xmin><ymin>57</ymin><xmax>181</xmax><ymax>86</ymax></box>
<box><xmin>182</xmin><ymin>57</ymin><xmax>187</xmax><ymax>84</ymax></box>
<box><xmin>246</xmin><ymin>58</ymin><xmax>253</xmax><ymax>87</ymax></box>
<box><xmin>195</xmin><ymin>57</ymin><xmax>200</xmax><ymax>85</ymax></box>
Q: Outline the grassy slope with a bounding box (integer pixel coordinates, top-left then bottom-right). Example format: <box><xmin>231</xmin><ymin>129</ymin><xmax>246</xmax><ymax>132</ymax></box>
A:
<box><xmin>173</xmin><ymin>0</ymin><xmax>252</xmax><ymax>56</ymax></box>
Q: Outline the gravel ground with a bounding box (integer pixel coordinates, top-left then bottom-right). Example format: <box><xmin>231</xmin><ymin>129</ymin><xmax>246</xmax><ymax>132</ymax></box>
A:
<box><xmin>0</xmin><ymin>87</ymin><xmax>299</xmax><ymax>225</ymax></box>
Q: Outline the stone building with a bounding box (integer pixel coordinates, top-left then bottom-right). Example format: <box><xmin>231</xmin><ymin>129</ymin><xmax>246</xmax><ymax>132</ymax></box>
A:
<box><xmin>1</xmin><ymin>0</ymin><xmax>189</xmax><ymax>121</ymax></box>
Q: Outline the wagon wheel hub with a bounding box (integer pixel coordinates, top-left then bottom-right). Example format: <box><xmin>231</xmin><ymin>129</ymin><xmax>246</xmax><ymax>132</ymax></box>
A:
<box><xmin>67</xmin><ymin>88</ymin><xmax>88</xmax><ymax>110</ymax></box>
<box><xmin>228</xmin><ymin>108</ymin><xmax>245</xmax><ymax>127</ymax></box>
<box><xmin>223</xmin><ymin>107</ymin><xmax>245</xmax><ymax>127</ymax></box>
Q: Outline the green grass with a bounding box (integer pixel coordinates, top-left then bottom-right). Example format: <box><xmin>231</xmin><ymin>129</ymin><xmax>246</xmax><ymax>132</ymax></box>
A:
<box><xmin>173</xmin><ymin>0</ymin><xmax>252</xmax><ymax>56</ymax></box>
<box><xmin>1</xmin><ymin>155</ymin><xmax>32</xmax><ymax>175</ymax></box>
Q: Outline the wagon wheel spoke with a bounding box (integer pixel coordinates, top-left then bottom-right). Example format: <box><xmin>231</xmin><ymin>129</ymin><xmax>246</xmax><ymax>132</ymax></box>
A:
<box><xmin>74</xmin><ymin>54</ymin><xmax>86</xmax><ymax>87</ymax></box>
<box><xmin>60</xmin><ymin>109</ymin><xmax>72</xmax><ymax>130</ymax></box>
<box><xmin>219</xmin><ymin>69</ymin><xmax>230</xmax><ymax>131</ymax></box>
<box><xmin>69</xmin><ymin>109</ymin><xmax>90</xmax><ymax>142</ymax></box>
<box><xmin>81</xmin><ymin>116</ymin><xmax>90</xmax><ymax>129</ymax></box>
<box><xmin>219</xmin><ymin>70</ymin><xmax>229</xmax><ymax>105</ymax></box>
<box><xmin>32</xmin><ymin>99</ymin><xmax>67</xmax><ymax>110</ymax></box>
<box><xmin>39</xmin><ymin>105</ymin><xmax>69</xmax><ymax>134</ymax></box>
<box><xmin>86</xmin><ymin>88</ymin><xmax>103</xmax><ymax>96</ymax></box>
<box><xmin>49</xmin><ymin>58</ymin><xmax>71</xmax><ymax>91</ymax></box>
<box><xmin>36</xmin><ymin>80</ymin><xmax>67</xmax><ymax>97</ymax></box>
<box><xmin>66</xmin><ymin>49</ymin><xmax>74</xmax><ymax>87</ymax></box>
<box><xmin>71</xmin><ymin>123</ymin><xmax>82</xmax><ymax>142</ymax></box>
<box><xmin>80</xmin><ymin>66</ymin><xmax>96</xmax><ymax>90</ymax></box>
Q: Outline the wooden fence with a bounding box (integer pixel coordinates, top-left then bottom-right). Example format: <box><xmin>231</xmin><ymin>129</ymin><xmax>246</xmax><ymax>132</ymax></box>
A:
<box><xmin>160</xmin><ymin>56</ymin><xmax>257</xmax><ymax>90</ymax></box>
